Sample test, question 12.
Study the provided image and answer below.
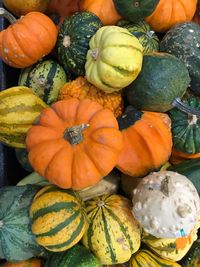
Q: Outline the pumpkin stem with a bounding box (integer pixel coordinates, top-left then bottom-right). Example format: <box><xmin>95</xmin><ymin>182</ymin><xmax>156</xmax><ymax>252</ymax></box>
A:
<box><xmin>172</xmin><ymin>98</ymin><xmax>200</xmax><ymax>117</ymax></box>
<box><xmin>64</xmin><ymin>123</ymin><xmax>90</xmax><ymax>145</ymax></box>
<box><xmin>0</xmin><ymin>8</ymin><xmax>17</xmax><ymax>24</ymax></box>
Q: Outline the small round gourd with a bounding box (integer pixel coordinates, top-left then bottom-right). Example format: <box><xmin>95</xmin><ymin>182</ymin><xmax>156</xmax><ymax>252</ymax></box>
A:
<box><xmin>85</xmin><ymin>26</ymin><xmax>143</xmax><ymax>93</ymax></box>
<box><xmin>132</xmin><ymin>170</ymin><xmax>200</xmax><ymax>239</ymax></box>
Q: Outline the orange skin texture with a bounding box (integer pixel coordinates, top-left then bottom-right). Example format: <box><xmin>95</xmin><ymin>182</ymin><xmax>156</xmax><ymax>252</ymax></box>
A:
<box><xmin>192</xmin><ymin>1</ymin><xmax>200</xmax><ymax>24</ymax></box>
<box><xmin>26</xmin><ymin>98</ymin><xmax>123</xmax><ymax>190</ymax></box>
<box><xmin>116</xmin><ymin>112</ymin><xmax>172</xmax><ymax>177</ymax></box>
<box><xmin>0</xmin><ymin>12</ymin><xmax>58</xmax><ymax>68</ymax></box>
<box><xmin>80</xmin><ymin>0</ymin><xmax>122</xmax><ymax>25</ymax></box>
<box><xmin>170</xmin><ymin>148</ymin><xmax>200</xmax><ymax>165</ymax></box>
<box><xmin>146</xmin><ymin>0</ymin><xmax>198</xmax><ymax>32</ymax></box>
<box><xmin>4</xmin><ymin>258</ymin><xmax>42</xmax><ymax>267</ymax></box>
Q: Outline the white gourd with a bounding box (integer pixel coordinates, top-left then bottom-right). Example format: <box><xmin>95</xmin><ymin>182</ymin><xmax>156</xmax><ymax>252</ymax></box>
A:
<box><xmin>132</xmin><ymin>170</ymin><xmax>200</xmax><ymax>239</ymax></box>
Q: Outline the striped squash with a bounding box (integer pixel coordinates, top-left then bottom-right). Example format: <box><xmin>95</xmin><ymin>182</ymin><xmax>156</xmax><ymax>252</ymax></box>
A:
<box><xmin>82</xmin><ymin>194</ymin><xmax>141</xmax><ymax>265</ymax></box>
<box><xmin>18</xmin><ymin>60</ymin><xmax>68</xmax><ymax>105</ymax></box>
<box><xmin>129</xmin><ymin>249</ymin><xmax>182</xmax><ymax>267</ymax></box>
<box><xmin>0</xmin><ymin>86</ymin><xmax>47</xmax><ymax>148</ymax></box>
<box><xmin>30</xmin><ymin>185</ymin><xmax>88</xmax><ymax>252</ymax></box>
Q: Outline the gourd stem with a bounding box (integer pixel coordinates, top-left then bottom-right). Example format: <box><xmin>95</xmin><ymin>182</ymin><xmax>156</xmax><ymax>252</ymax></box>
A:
<box><xmin>64</xmin><ymin>124</ymin><xmax>90</xmax><ymax>145</ymax></box>
<box><xmin>172</xmin><ymin>97</ymin><xmax>200</xmax><ymax>117</ymax></box>
<box><xmin>0</xmin><ymin>8</ymin><xmax>17</xmax><ymax>24</ymax></box>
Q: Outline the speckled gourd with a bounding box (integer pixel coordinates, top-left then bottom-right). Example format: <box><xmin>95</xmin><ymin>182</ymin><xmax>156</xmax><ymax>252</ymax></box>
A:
<box><xmin>132</xmin><ymin>170</ymin><xmax>200</xmax><ymax>239</ymax></box>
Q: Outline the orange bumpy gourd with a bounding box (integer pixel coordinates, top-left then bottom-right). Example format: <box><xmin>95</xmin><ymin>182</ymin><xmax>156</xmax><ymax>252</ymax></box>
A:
<box><xmin>26</xmin><ymin>98</ymin><xmax>123</xmax><ymax>190</ymax></box>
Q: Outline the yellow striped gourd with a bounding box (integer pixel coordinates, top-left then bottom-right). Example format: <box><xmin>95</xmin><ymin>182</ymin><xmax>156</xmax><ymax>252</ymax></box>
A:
<box><xmin>129</xmin><ymin>249</ymin><xmax>182</xmax><ymax>267</ymax></box>
<box><xmin>0</xmin><ymin>86</ymin><xmax>47</xmax><ymax>148</ymax></box>
<box><xmin>82</xmin><ymin>194</ymin><xmax>141</xmax><ymax>265</ymax></box>
<box><xmin>30</xmin><ymin>185</ymin><xmax>88</xmax><ymax>252</ymax></box>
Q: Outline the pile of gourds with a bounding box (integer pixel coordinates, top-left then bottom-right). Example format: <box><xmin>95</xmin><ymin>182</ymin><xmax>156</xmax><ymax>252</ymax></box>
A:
<box><xmin>0</xmin><ymin>0</ymin><xmax>200</xmax><ymax>266</ymax></box>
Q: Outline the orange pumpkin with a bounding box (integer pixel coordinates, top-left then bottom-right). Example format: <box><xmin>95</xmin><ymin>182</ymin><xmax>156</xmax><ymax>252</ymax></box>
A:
<box><xmin>146</xmin><ymin>0</ymin><xmax>197</xmax><ymax>32</ymax></box>
<box><xmin>2</xmin><ymin>0</ymin><xmax>51</xmax><ymax>17</ymax></box>
<box><xmin>116</xmin><ymin>107</ymin><xmax>172</xmax><ymax>177</ymax></box>
<box><xmin>0</xmin><ymin>9</ymin><xmax>58</xmax><ymax>68</ymax></box>
<box><xmin>3</xmin><ymin>258</ymin><xmax>42</xmax><ymax>267</ymax></box>
<box><xmin>59</xmin><ymin>76</ymin><xmax>123</xmax><ymax>117</ymax></box>
<box><xmin>26</xmin><ymin>98</ymin><xmax>123</xmax><ymax>190</ymax></box>
<box><xmin>80</xmin><ymin>0</ymin><xmax>122</xmax><ymax>25</ymax></box>
<box><xmin>170</xmin><ymin>148</ymin><xmax>200</xmax><ymax>165</ymax></box>
<box><xmin>193</xmin><ymin>1</ymin><xmax>200</xmax><ymax>24</ymax></box>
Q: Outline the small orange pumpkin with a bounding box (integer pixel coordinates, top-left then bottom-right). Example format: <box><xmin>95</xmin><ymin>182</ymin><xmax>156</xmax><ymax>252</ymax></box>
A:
<box><xmin>0</xmin><ymin>9</ymin><xmax>58</xmax><ymax>68</ymax></box>
<box><xmin>116</xmin><ymin>107</ymin><xmax>172</xmax><ymax>177</ymax></box>
<box><xmin>3</xmin><ymin>258</ymin><xmax>42</xmax><ymax>267</ymax></box>
<box><xmin>170</xmin><ymin>148</ymin><xmax>200</xmax><ymax>165</ymax></box>
<box><xmin>59</xmin><ymin>76</ymin><xmax>123</xmax><ymax>117</ymax></box>
<box><xmin>80</xmin><ymin>0</ymin><xmax>122</xmax><ymax>25</ymax></box>
<box><xmin>146</xmin><ymin>0</ymin><xmax>197</xmax><ymax>32</ymax></box>
<box><xmin>26</xmin><ymin>98</ymin><xmax>123</xmax><ymax>190</ymax></box>
<box><xmin>193</xmin><ymin>1</ymin><xmax>200</xmax><ymax>24</ymax></box>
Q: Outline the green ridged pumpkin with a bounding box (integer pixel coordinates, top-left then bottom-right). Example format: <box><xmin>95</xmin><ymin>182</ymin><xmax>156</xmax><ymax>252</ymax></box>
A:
<box><xmin>125</xmin><ymin>53</ymin><xmax>190</xmax><ymax>112</ymax></box>
<box><xmin>45</xmin><ymin>244</ymin><xmax>101</xmax><ymax>267</ymax></box>
<box><xmin>129</xmin><ymin>249</ymin><xmax>182</xmax><ymax>267</ymax></box>
<box><xmin>18</xmin><ymin>60</ymin><xmax>68</xmax><ymax>105</ymax></box>
<box><xmin>57</xmin><ymin>11</ymin><xmax>103</xmax><ymax>76</ymax></box>
<box><xmin>30</xmin><ymin>185</ymin><xmax>88</xmax><ymax>252</ymax></box>
<box><xmin>117</xmin><ymin>20</ymin><xmax>159</xmax><ymax>54</ymax></box>
<box><xmin>0</xmin><ymin>86</ymin><xmax>47</xmax><ymax>148</ymax></box>
<box><xmin>113</xmin><ymin>0</ymin><xmax>160</xmax><ymax>22</ymax></box>
<box><xmin>0</xmin><ymin>185</ymin><xmax>44</xmax><ymax>262</ymax></box>
<box><xmin>168</xmin><ymin>96</ymin><xmax>200</xmax><ymax>154</ymax></box>
<box><xmin>82</xmin><ymin>194</ymin><xmax>141</xmax><ymax>265</ymax></box>
<box><xmin>160</xmin><ymin>22</ymin><xmax>200</xmax><ymax>95</ymax></box>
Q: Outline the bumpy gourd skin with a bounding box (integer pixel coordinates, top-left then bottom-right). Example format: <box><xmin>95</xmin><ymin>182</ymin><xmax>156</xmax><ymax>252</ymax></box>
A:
<box><xmin>85</xmin><ymin>26</ymin><xmax>143</xmax><ymax>93</ymax></box>
<box><xmin>59</xmin><ymin>76</ymin><xmax>123</xmax><ymax>117</ymax></box>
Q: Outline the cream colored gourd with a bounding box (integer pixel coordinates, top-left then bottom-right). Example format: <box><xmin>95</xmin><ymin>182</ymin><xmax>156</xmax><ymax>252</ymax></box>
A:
<box><xmin>85</xmin><ymin>26</ymin><xmax>143</xmax><ymax>93</ymax></box>
<box><xmin>132</xmin><ymin>171</ymin><xmax>200</xmax><ymax>239</ymax></box>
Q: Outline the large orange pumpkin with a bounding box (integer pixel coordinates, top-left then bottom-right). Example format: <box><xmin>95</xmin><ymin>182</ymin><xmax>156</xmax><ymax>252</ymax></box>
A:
<box><xmin>116</xmin><ymin>107</ymin><xmax>172</xmax><ymax>177</ymax></box>
<box><xmin>0</xmin><ymin>9</ymin><xmax>58</xmax><ymax>68</ymax></box>
<box><xmin>26</xmin><ymin>98</ymin><xmax>123</xmax><ymax>190</ymax></box>
<box><xmin>146</xmin><ymin>0</ymin><xmax>197</xmax><ymax>32</ymax></box>
<box><xmin>3</xmin><ymin>258</ymin><xmax>42</xmax><ymax>267</ymax></box>
<box><xmin>79</xmin><ymin>0</ymin><xmax>122</xmax><ymax>25</ymax></box>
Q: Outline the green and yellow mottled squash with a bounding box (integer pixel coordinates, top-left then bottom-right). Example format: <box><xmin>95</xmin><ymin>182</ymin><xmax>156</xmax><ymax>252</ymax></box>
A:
<box><xmin>82</xmin><ymin>194</ymin><xmax>141</xmax><ymax>265</ymax></box>
<box><xmin>18</xmin><ymin>60</ymin><xmax>68</xmax><ymax>105</ymax></box>
<box><xmin>125</xmin><ymin>53</ymin><xmax>190</xmax><ymax>112</ymax></box>
<box><xmin>85</xmin><ymin>26</ymin><xmax>143</xmax><ymax>93</ymax></box>
<box><xmin>57</xmin><ymin>11</ymin><xmax>103</xmax><ymax>76</ymax></box>
<box><xmin>30</xmin><ymin>185</ymin><xmax>88</xmax><ymax>252</ymax></box>
<box><xmin>0</xmin><ymin>86</ymin><xmax>47</xmax><ymax>148</ymax></box>
<box><xmin>117</xmin><ymin>20</ymin><xmax>159</xmax><ymax>54</ymax></box>
<box><xmin>45</xmin><ymin>244</ymin><xmax>101</xmax><ymax>267</ymax></box>
<box><xmin>0</xmin><ymin>185</ymin><xmax>45</xmax><ymax>262</ymax></box>
<box><xmin>142</xmin><ymin>219</ymin><xmax>200</xmax><ymax>261</ymax></box>
<box><xmin>180</xmin><ymin>239</ymin><xmax>200</xmax><ymax>267</ymax></box>
<box><xmin>129</xmin><ymin>249</ymin><xmax>182</xmax><ymax>267</ymax></box>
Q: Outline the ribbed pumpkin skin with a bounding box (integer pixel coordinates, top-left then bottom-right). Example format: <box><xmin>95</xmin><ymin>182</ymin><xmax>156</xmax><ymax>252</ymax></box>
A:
<box><xmin>117</xmin><ymin>20</ymin><xmax>159</xmax><ymax>54</ymax></box>
<box><xmin>129</xmin><ymin>249</ymin><xmax>182</xmax><ymax>267</ymax></box>
<box><xmin>30</xmin><ymin>185</ymin><xmax>88</xmax><ymax>252</ymax></box>
<box><xmin>59</xmin><ymin>76</ymin><xmax>123</xmax><ymax>117</ymax></box>
<box><xmin>0</xmin><ymin>185</ymin><xmax>44</xmax><ymax>262</ymax></box>
<box><xmin>113</xmin><ymin>0</ymin><xmax>160</xmax><ymax>22</ymax></box>
<box><xmin>169</xmin><ymin>96</ymin><xmax>200</xmax><ymax>154</ymax></box>
<box><xmin>0</xmin><ymin>86</ymin><xmax>47</xmax><ymax>148</ymax></box>
<box><xmin>116</xmin><ymin>109</ymin><xmax>172</xmax><ymax>177</ymax></box>
<box><xmin>82</xmin><ymin>194</ymin><xmax>141</xmax><ymax>265</ymax></box>
<box><xmin>0</xmin><ymin>12</ymin><xmax>58</xmax><ymax>68</ymax></box>
<box><xmin>146</xmin><ymin>0</ymin><xmax>197</xmax><ymax>32</ymax></box>
<box><xmin>18</xmin><ymin>60</ymin><xmax>67</xmax><ymax>105</ymax></box>
<box><xmin>3</xmin><ymin>258</ymin><xmax>42</xmax><ymax>267</ymax></box>
<box><xmin>86</xmin><ymin>26</ymin><xmax>143</xmax><ymax>93</ymax></box>
<box><xmin>142</xmin><ymin>224</ymin><xmax>199</xmax><ymax>262</ymax></box>
<box><xmin>45</xmin><ymin>244</ymin><xmax>101</xmax><ymax>267</ymax></box>
<box><xmin>160</xmin><ymin>22</ymin><xmax>200</xmax><ymax>95</ymax></box>
<box><xmin>57</xmin><ymin>11</ymin><xmax>103</xmax><ymax>76</ymax></box>
<box><xmin>168</xmin><ymin>158</ymin><xmax>200</xmax><ymax>196</ymax></box>
<box><xmin>125</xmin><ymin>53</ymin><xmax>190</xmax><ymax>112</ymax></box>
